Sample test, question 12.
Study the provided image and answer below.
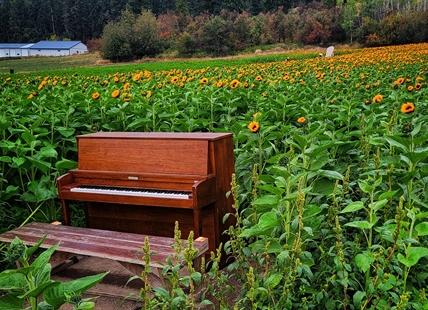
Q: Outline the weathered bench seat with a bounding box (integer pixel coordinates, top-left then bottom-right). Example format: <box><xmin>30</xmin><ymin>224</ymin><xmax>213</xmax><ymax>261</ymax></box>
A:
<box><xmin>0</xmin><ymin>222</ymin><xmax>208</xmax><ymax>295</ymax></box>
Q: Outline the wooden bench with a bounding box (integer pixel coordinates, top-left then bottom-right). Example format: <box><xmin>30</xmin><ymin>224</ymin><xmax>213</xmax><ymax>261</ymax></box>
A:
<box><xmin>0</xmin><ymin>222</ymin><xmax>209</xmax><ymax>296</ymax></box>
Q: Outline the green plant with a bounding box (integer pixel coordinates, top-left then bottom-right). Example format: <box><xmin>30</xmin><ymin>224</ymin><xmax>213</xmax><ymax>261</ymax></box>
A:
<box><xmin>0</xmin><ymin>236</ymin><xmax>108</xmax><ymax>310</ymax></box>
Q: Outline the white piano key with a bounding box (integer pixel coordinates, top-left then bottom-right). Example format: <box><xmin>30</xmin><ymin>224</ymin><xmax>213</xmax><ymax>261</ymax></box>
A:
<box><xmin>70</xmin><ymin>186</ymin><xmax>190</xmax><ymax>199</ymax></box>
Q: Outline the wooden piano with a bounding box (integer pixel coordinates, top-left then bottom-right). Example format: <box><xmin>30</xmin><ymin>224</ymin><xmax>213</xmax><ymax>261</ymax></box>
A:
<box><xmin>57</xmin><ymin>132</ymin><xmax>235</xmax><ymax>267</ymax></box>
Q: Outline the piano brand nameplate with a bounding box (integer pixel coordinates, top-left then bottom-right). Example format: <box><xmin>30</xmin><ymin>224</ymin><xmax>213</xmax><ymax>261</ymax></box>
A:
<box><xmin>128</xmin><ymin>176</ymin><xmax>139</xmax><ymax>180</ymax></box>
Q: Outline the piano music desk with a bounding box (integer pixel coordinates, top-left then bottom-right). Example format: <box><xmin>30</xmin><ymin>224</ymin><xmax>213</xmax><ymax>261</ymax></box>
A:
<box><xmin>0</xmin><ymin>222</ymin><xmax>209</xmax><ymax>297</ymax></box>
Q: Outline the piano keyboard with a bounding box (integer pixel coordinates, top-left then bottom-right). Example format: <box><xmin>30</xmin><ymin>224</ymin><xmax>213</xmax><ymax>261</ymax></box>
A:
<box><xmin>70</xmin><ymin>185</ymin><xmax>190</xmax><ymax>199</ymax></box>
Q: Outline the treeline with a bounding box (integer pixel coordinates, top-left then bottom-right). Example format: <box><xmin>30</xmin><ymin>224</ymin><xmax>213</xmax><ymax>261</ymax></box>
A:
<box><xmin>0</xmin><ymin>0</ymin><xmax>320</xmax><ymax>43</ymax></box>
<box><xmin>100</xmin><ymin>1</ymin><xmax>428</xmax><ymax>61</ymax></box>
<box><xmin>0</xmin><ymin>0</ymin><xmax>427</xmax><ymax>60</ymax></box>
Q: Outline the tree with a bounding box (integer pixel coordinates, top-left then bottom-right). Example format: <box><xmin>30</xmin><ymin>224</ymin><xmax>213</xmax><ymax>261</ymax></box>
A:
<box><xmin>200</xmin><ymin>15</ymin><xmax>232</xmax><ymax>55</ymax></box>
<box><xmin>131</xmin><ymin>10</ymin><xmax>162</xmax><ymax>57</ymax></box>
<box><xmin>100</xmin><ymin>22</ymin><xmax>133</xmax><ymax>61</ymax></box>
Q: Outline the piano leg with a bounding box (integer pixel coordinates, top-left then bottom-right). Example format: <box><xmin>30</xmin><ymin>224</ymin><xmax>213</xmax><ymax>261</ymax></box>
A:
<box><xmin>60</xmin><ymin>199</ymin><xmax>71</xmax><ymax>226</ymax></box>
<box><xmin>193</xmin><ymin>209</ymin><xmax>202</xmax><ymax>238</ymax></box>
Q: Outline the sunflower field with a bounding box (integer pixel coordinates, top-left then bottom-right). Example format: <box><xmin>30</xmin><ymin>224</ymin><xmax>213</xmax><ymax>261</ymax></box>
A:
<box><xmin>1</xmin><ymin>43</ymin><xmax>428</xmax><ymax>308</ymax></box>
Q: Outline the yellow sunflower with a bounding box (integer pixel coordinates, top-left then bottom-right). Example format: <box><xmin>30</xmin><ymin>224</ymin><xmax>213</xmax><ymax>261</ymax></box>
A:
<box><xmin>248</xmin><ymin>121</ymin><xmax>260</xmax><ymax>133</ymax></box>
<box><xmin>400</xmin><ymin>102</ymin><xmax>415</xmax><ymax>114</ymax></box>
<box><xmin>395</xmin><ymin>77</ymin><xmax>405</xmax><ymax>85</ymax></box>
<box><xmin>297</xmin><ymin>116</ymin><xmax>306</xmax><ymax>124</ymax></box>
<box><xmin>111</xmin><ymin>90</ymin><xmax>120</xmax><ymax>98</ymax></box>
<box><xmin>92</xmin><ymin>92</ymin><xmax>100</xmax><ymax>100</ymax></box>
<box><xmin>372</xmin><ymin>94</ymin><xmax>383</xmax><ymax>103</ymax></box>
<box><xmin>200</xmin><ymin>78</ymin><xmax>208</xmax><ymax>84</ymax></box>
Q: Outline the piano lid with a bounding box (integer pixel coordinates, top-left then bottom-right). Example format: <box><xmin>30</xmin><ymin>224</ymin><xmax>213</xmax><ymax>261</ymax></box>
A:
<box><xmin>75</xmin><ymin>132</ymin><xmax>233</xmax><ymax>176</ymax></box>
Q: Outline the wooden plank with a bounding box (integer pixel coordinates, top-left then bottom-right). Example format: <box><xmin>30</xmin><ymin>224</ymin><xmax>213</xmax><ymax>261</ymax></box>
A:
<box><xmin>0</xmin><ymin>223</ymin><xmax>209</xmax><ymax>269</ymax></box>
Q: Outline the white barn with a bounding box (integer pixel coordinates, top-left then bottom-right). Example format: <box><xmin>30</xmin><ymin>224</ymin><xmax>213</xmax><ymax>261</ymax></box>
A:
<box><xmin>0</xmin><ymin>43</ymin><xmax>33</xmax><ymax>58</ymax></box>
<box><xmin>28</xmin><ymin>41</ymin><xmax>88</xmax><ymax>56</ymax></box>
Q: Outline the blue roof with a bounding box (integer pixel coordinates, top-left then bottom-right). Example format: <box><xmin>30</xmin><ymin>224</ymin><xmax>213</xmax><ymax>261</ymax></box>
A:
<box><xmin>0</xmin><ymin>43</ymin><xmax>30</xmax><ymax>48</ymax></box>
<box><xmin>29</xmin><ymin>41</ymin><xmax>83</xmax><ymax>50</ymax></box>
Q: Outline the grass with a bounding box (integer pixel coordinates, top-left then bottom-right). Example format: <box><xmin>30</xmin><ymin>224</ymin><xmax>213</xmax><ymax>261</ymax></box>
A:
<box><xmin>0</xmin><ymin>47</ymin><xmax>326</xmax><ymax>76</ymax></box>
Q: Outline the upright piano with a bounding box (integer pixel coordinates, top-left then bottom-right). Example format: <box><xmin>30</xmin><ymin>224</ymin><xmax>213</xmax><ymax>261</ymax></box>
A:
<box><xmin>57</xmin><ymin>132</ymin><xmax>235</xmax><ymax>267</ymax></box>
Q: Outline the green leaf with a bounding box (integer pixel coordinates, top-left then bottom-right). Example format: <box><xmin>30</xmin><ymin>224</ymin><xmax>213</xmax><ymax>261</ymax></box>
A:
<box><xmin>190</xmin><ymin>272</ymin><xmax>202</xmax><ymax>285</ymax></box>
<box><xmin>55</xmin><ymin>158</ymin><xmax>78</xmax><ymax>171</ymax></box>
<box><xmin>26</xmin><ymin>235</ymin><xmax>48</xmax><ymax>259</ymax></box>
<box><xmin>57</xmin><ymin>127</ymin><xmax>75</xmax><ymax>138</ymax></box>
<box><xmin>44</xmin><ymin>272</ymin><xmax>108</xmax><ymax>309</ymax></box>
<box><xmin>318</xmin><ymin>170</ymin><xmax>343</xmax><ymax>180</ymax></box>
<box><xmin>416</xmin><ymin>223</ymin><xmax>428</xmax><ymax>236</ymax></box>
<box><xmin>379</xmin><ymin>190</ymin><xmax>398</xmax><ymax>200</ymax></box>
<box><xmin>344</xmin><ymin>221</ymin><xmax>373</xmax><ymax>230</ymax></box>
<box><xmin>252</xmin><ymin>195</ymin><xmax>279</xmax><ymax>206</ymax></box>
<box><xmin>12</xmin><ymin>157</ymin><xmax>26</xmax><ymax>167</ymax></box>
<box><xmin>311</xmin><ymin>179</ymin><xmax>335</xmax><ymax>195</ymax></box>
<box><xmin>26</xmin><ymin>156</ymin><xmax>51</xmax><ymax>174</ymax></box>
<box><xmin>355</xmin><ymin>253</ymin><xmax>372</xmax><ymax>273</ymax></box>
<box><xmin>264</xmin><ymin>274</ymin><xmax>282</xmax><ymax>289</ymax></box>
<box><xmin>19</xmin><ymin>280</ymin><xmax>60</xmax><ymax>299</ymax></box>
<box><xmin>0</xmin><ymin>271</ymin><xmax>29</xmax><ymax>290</ymax></box>
<box><xmin>353</xmin><ymin>291</ymin><xmax>366</xmax><ymax>308</ymax></box>
<box><xmin>293</xmin><ymin>134</ymin><xmax>308</xmax><ymax>150</ymax></box>
<box><xmin>398</xmin><ymin>253</ymin><xmax>419</xmax><ymax>268</ymax></box>
<box><xmin>359</xmin><ymin>181</ymin><xmax>374</xmax><ymax>193</ymax></box>
<box><xmin>31</xmin><ymin>243</ymin><xmax>59</xmax><ymax>272</ymax></box>
<box><xmin>373</xmin><ymin>199</ymin><xmax>388</xmax><ymax>212</ymax></box>
<box><xmin>0</xmin><ymin>292</ymin><xmax>24</xmax><ymax>310</ymax></box>
<box><xmin>38</xmin><ymin>147</ymin><xmax>58</xmax><ymax>159</ymax></box>
<box><xmin>385</xmin><ymin>136</ymin><xmax>410</xmax><ymax>152</ymax></box>
<box><xmin>341</xmin><ymin>201</ymin><xmax>365</xmax><ymax>213</ymax></box>
<box><xmin>258</xmin><ymin>211</ymin><xmax>278</xmax><ymax>229</ymax></box>
<box><xmin>404</xmin><ymin>151</ymin><xmax>428</xmax><ymax>165</ymax></box>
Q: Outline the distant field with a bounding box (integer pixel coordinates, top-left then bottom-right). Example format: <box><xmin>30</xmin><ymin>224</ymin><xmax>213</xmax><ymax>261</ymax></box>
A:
<box><xmin>0</xmin><ymin>48</ymin><xmax>325</xmax><ymax>76</ymax></box>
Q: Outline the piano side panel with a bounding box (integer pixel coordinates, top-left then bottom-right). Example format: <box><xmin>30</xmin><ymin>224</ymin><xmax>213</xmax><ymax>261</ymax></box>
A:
<box><xmin>209</xmin><ymin>135</ymin><xmax>236</xmax><ymax>266</ymax></box>
<box><xmin>77</xmin><ymin>138</ymin><xmax>209</xmax><ymax>176</ymax></box>
<box><xmin>84</xmin><ymin>202</ymin><xmax>216</xmax><ymax>258</ymax></box>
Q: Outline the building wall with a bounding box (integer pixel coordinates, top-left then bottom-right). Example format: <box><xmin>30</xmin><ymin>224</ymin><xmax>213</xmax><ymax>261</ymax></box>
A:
<box><xmin>29</xmin><ymin>49</ymin><xmax>71</xmax><ymax>56</ymax></box>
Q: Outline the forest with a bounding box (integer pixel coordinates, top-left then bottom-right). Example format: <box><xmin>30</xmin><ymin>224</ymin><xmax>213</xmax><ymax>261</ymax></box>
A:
<box><xmin>0</xmin><ymin>0</ymin><xmax>427</xmax><ymax>60</ymax></box>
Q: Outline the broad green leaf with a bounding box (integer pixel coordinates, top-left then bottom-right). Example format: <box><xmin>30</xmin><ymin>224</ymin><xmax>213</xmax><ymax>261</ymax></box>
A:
<box><xmin>26</xmin><ymin>235</ymin><xmax>48</xmax><ymax>258</ymax></box>
<box><xmin>57</xmin><ymin>127</ymin><xmax>75</xmax><ymax>138</ymax></box>
<box><xmin>311</xmin><ymin>178</ymin><xmax>335</xmax><ymax>195</ymax></box>
<box><xmin>353</xmin><ymin>291</ymin><xmax>366</xmax><ymax>308</ymax></box>
<box><xmin>373</xmin><ymin>199</ymin><xmax>388</xmax><ymax>212</ymax></box>
<box><xmin>55</xmin><ymin>158</ymin><xmax>78</xmax><ymax>171</ymax></box>
<box><xmin>404</xmin><ymin>151</ymin><xmax>428</xmax><ymax>165</ymax></box>
<box><xmin>44</xmin><ymin>272</ymin><xmax>108</xmax><ymax>309</ymax></box>
<box><xmin>252</xmin><ymin>195</ymin><xmax>279</xmax><ymax>206</ymax></box>
<box><xmin>398</xmin><ymin>252</ymin><xmax>419</xmax><ymax>268</ymax></box>
<box><xmin>0</xmin><ymin>292</ymin><xmax>24</xmax><ymax>310</ymax></box>
<box><xmin>415</xmin><ymin>223</ymin><xmax>428</xmax><ymax>236</ymax></box>
<box><xmin>190</xmin><ymin>272</ymin><xmax>202</xmax><ymax>285</ymax></box>
<box><xmin>293</xmin><ymin>134</ymin><xmax>308</xmax><ymax>150</ymax></box>
<box><xmin>379</xmin><ymin>190</ymin><xmax>398</xmax><ymax>200</ymax></box>
<box><xmin>385</xmin><ymin>136</ymin><xmax>410</xmax><ymax>152</ymax></box>
<box><xmin>264</xmin><ymin>274</ymin><xmax>282</xmax><ymax>289</ymax></box>
<box><xmin>355</xmin><ymin>253</ymin><xmax>372</xmax><ymax>272</ymax></box>
<box><xmin>38</xmin><ymin>147</ymin><xmax>58</xmax><ymax>159</ymax></box>
<box><xmin>18</xmin><ymin>280</ymin><xmax>60</xmax><ymax>299</ymax></box>
<box><xmin>318</xmin><ymin>169</ymin><xmax>343</xmax><ymax>180</ymax></box>
<box><xmin>26</xmin><ymin>156</ymin><xmax>51</xmax><ymax>174</ymax></box>
<box><xmin>344</xmin><ymin>221</ymin><xmax>373</xmax><ymax>230</ymax></box>
<box><xmin>258</xmin><ymin>211</ymin><xmax>279</xmax><ymax>229</ymax></box>
<box><xmin>0</xmin><ymin>271</ymin><xmax>29</xmax><ymax>290</ymax></box>
<box><xmin>359</xmin><ymin>181</ymin><xmax>374</xmax><ymax>193</ymax></box>
<box><xmin>12</xmin><ymin>157</ymin><xmax>26</xmax><ymax>167</ymax></box>
<box><xmin>341</xmin><ymin>201</ymin><xmax>365</xmax><ymax>213</ymax></box>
